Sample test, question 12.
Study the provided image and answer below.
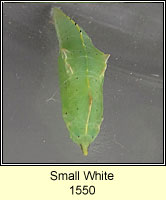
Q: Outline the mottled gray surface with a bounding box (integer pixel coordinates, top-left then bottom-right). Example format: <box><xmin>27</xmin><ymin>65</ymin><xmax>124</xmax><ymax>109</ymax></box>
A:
<box><xmin>3</xmin><ymin>3</ymin><xmax>163</xmax><ymax>163</ymax></box>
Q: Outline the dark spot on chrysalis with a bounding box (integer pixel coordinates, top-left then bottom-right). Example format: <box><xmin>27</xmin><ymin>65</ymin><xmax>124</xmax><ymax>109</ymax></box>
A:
<box><xmin>75</xmin><ymin>22</ymin><xmax>77</xmax><ymax>25</ymax></box>
<box><xmin>65</xmin><ymin>112</ymin><xmax>67</xmax><ymax>115</ymax></box>
<box><xmin>77</xmin><ymin>135</ymin><xmax>80</xmax><ymax>138</ymax></box>
<box><xmin>80</xmin><ymin>30</ymin><xmax>82</xmax><ymax>33</ymax></box>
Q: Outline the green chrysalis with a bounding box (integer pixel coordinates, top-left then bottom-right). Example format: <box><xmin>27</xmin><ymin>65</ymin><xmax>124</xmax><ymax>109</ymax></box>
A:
<box><xmin>52</xmin><ymin>7</ymin><xmax>110</xmax><ymax>156</ymax></box>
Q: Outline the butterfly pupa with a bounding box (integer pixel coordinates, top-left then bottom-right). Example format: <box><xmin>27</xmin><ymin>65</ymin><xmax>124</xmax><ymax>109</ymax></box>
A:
<box><xmin>52</xmin><ymin>7</ymin><xmax>110</xmax><ymax>156</ymax></box>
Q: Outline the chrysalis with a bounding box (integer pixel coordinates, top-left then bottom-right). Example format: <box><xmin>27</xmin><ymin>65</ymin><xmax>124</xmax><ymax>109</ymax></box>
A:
<box><xmin>52</xmin><ymin>7</ymin><xmax>110</xmax><ymax>156</ymax></box>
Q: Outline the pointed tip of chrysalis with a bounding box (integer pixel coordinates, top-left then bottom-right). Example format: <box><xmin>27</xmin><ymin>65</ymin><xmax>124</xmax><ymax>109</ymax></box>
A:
<box><xmin>51</xmin><ymin>7</ymin><xmax>64</xmax><ymax>18</ymax></box>
<box><xmin>50</xmin><ymin>7</ymin><xmax>58</xmax><ymax>18</ymax></box>
<box><xmin>80</xmin><ymin>144</ymin><xmax>89</xmax><ymax>156</ymax></box>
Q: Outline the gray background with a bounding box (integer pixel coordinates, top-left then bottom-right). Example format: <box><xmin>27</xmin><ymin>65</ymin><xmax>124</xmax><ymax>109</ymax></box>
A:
<box><xmin>3</xmin><ymin>3</ymin><xmax>163</xmax><ymax>163</ymax></box>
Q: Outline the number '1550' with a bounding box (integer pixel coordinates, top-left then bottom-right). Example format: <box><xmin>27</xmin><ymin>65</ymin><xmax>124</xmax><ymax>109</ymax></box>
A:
<box><xmin>70</xmin><ymin>185</ymin><xmax>95</xmax><ymax>195</ymax></box>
